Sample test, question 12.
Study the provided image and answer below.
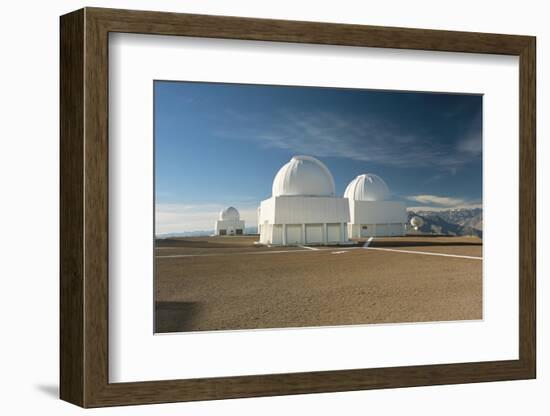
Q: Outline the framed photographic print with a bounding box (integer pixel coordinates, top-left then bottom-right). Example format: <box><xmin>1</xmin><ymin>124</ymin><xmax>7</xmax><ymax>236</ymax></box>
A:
<box><xmin>60</xmin><ymin>7</ymin><xmax>536</xmax><ymax>408</ymax></box>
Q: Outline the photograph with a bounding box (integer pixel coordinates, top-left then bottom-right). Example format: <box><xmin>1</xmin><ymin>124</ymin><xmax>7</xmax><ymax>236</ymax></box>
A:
<box><xmin>153</xmin><ymin>81</ymin><xmax>483</xmax><ymax>333</ymax></box>
<box><xmin>51</xmin><ymin>4</ymin><xmax>540</xmax><ymax>410</ymax></box>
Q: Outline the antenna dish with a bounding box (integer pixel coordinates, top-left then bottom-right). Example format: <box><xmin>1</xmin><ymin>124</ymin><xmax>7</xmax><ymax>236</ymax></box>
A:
<box><xmin>410</xmin><ymin>216</ymin><xmax>424</xmax><ymax>231</ymax></box>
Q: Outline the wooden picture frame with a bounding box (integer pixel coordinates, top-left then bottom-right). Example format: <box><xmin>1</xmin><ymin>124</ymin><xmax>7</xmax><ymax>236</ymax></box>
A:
<box><xmin>60</xmin><ymin>7</ymin><xmax>536</xmax><ymax>408</ymax></box>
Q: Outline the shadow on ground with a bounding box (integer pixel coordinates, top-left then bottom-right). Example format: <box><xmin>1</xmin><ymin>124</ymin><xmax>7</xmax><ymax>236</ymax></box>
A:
<box><xmin>155</xmin><ymin>301</ymin><xmax>203</xmax><ymax>333</ymax></box>
<box><xmin>35</xmin><ymin>384</ymin><xmax>58</xmax><ymax>398</ymax></box>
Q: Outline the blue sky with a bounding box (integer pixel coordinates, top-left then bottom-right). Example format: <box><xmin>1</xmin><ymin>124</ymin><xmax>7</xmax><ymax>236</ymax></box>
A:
<box><xmin>155</xmin><ymin>81</ymin><xmax>482</xmax><ymax>233</ymax></box>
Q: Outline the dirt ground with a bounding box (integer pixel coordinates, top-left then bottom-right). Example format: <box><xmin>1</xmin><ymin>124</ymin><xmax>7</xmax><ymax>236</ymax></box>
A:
<box><xmin>155</xmin><ymin>235</ymin><xmax>482</xmax><ymax>333</ymax></box>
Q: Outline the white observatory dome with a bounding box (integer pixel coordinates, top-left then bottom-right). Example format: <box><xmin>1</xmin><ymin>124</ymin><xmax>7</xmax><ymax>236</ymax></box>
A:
<box><xmin>272</xmin><ymin>155</ymin><xmax>336</xmax><ymax>197</ymax></box>
<box><xmin>344</xmin><ymin>173</ymin><xmax>390</xmax><ymax>201</ymax></box>
<box><xmin>410</xmin><ymin>216</ymin><xmax>424</xmax><ymax>228</ymax></box>
<box><xmin>219</xmin><ymin>206</ymin><xmax>240</xmax><ymax>221</ymax></box>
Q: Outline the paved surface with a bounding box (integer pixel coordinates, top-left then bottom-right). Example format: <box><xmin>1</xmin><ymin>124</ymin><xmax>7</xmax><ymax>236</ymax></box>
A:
<box><xmin>155</xmin><ymin>235</ymin><xmax>482</xmax><ymax>333</ymax></box>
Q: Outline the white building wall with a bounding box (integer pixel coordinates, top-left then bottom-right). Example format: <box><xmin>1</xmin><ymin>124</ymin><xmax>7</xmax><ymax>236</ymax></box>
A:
<box><xmin>348</xmin><ymin>200</ymin><xmax>408</xmax><ymax>238</ymax></box>
<box><xmin>272</xmin><ymin>224</ymin><xmax>283</xmax><ymax>244</ymax></box>
<box><xmin>259</xmin><ymin>196</ymin><xmax>350</xmax><ymax>224</ymax></box>
<box><xmin>388</xmin><ymin>223</ymin><xmax>406</xmax><ymax>235</ymax></box>
<box><xmin>258</xmin><ymin>196</ymin><xmax>350</xmax><ymax>245</ymax></box>
<box><xmin>305</xmin><ymin>224</ymin><xmax>323</xmax><ymax>244</ymax></box>
<box><xmin>286</xmin><ymin>224</ymin><xmax>302</xmax><ymax>244</ymax></box>
<box><xmin>326</xmin><ymin>223</ymin><xmax>341</xmax><ymax>242</ymax></box>
<box><xmin>214</xmin><ymin>219</ymin><xmax>245</xmax><ymax>235</ymax></box>
<box><xmin>350</xmin><ymin>200</ymin><xmax>407</xmax><ymax>224</ymax></box>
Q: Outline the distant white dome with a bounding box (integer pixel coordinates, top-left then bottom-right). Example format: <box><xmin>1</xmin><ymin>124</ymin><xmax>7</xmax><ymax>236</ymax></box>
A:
<box><xmin>272</xmin><ymin>155</ymin><xmax>335</xmax><ymax>197</ymax></box>
<box><xmin>344</xmin><ymin>174</ymin><xmax>390</xmax><ymax>201</ymax></box>
<box><xmin>410</xmin><ymin>216</ymin><xmax>424</xmax><ymax>228</ymax></box>
<box><xmin>219</xmin><ymin>206</ymin><xmax>240</xmax><ymax>221</ymax></box>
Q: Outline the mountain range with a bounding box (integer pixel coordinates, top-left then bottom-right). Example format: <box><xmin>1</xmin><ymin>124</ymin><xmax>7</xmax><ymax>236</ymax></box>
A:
<box><xmin>407</xmin><ymin>208</ymin><xmax>483</xmax><ymax>238</ymax></box>
<box><xmin>157</xmin><ymin>209</ymin><xmax>483</xmax><ymax>238</ymax></box>
<box><xmin>158</xmin><ymin>226</ymin><xmax>259</xmax><ymax>238</ymax></box>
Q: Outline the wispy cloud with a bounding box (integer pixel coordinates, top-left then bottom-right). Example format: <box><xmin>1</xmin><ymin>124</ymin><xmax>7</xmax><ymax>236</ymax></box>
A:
<box><xmin>405</xmin><ymin>194</ymin><xmax>481</xmax><ymax>211</ymax></box>
<box><xmin>155</xmin><ymin>203</ymin><xmax>258</xmax><ymax>235</ymax></box>
<box><xmin>456</xmin><ymin>131</ymin><xmax>482</xmax><ymax>155</ymax></box>
<box><xmin>215</xmin><ymin>109</ymin><xmax>481</xmax><ymax>171</ymax></box>
<box><xmin>406</xmin><ymin>194</ymin><xmax>467</xmax><ymax>207</ymax></box>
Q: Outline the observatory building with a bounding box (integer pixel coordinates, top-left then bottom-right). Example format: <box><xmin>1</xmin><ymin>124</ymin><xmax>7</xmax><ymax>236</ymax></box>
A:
<box><xmin>344</xmin><ymin>173</ymin><xmax>408</xmax><ymax>238</ymax></box>
<box><xmin>258</xmin><ymin>156</ymin><xmax>349</xmax><ymax>245</ymax></box>
<box><xmin>215</xmin><ymin>206</ymin><xmax>245</xmax><ymax>236</ymax></box>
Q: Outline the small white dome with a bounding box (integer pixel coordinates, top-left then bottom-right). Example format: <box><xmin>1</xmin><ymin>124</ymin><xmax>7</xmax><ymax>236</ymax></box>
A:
<box><xmin>219</xmin><ymin>206</ymin><xmax>240</xmax><ymax>221</ymax></box>
<box><xmin>272</xmin><ymin>155</ymin><xmax>335</xmax><ymax>197</ymax></box>
<box><xmin>344</xmin><ymin>173</ymin><xmax>390</xmax><ymax>201</ymax></box>
<box><xmin>410</xmin><ymin>216</ymin><xmax>424</xmax><ymax>228</ymax></box>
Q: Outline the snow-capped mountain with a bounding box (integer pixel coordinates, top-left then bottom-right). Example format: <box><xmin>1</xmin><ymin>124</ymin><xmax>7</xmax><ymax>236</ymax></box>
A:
<box><xmin>407</xmin><ymin>208</ymin><xmax>483</xmax><ymax>237</ymax></box>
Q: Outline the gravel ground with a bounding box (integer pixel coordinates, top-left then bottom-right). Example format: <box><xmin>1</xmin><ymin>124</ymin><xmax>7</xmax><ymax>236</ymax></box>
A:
<box><xmin>155</xmin><ymin>236</ymin><xmax>482</xmax><ymax>333</ymax></box>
